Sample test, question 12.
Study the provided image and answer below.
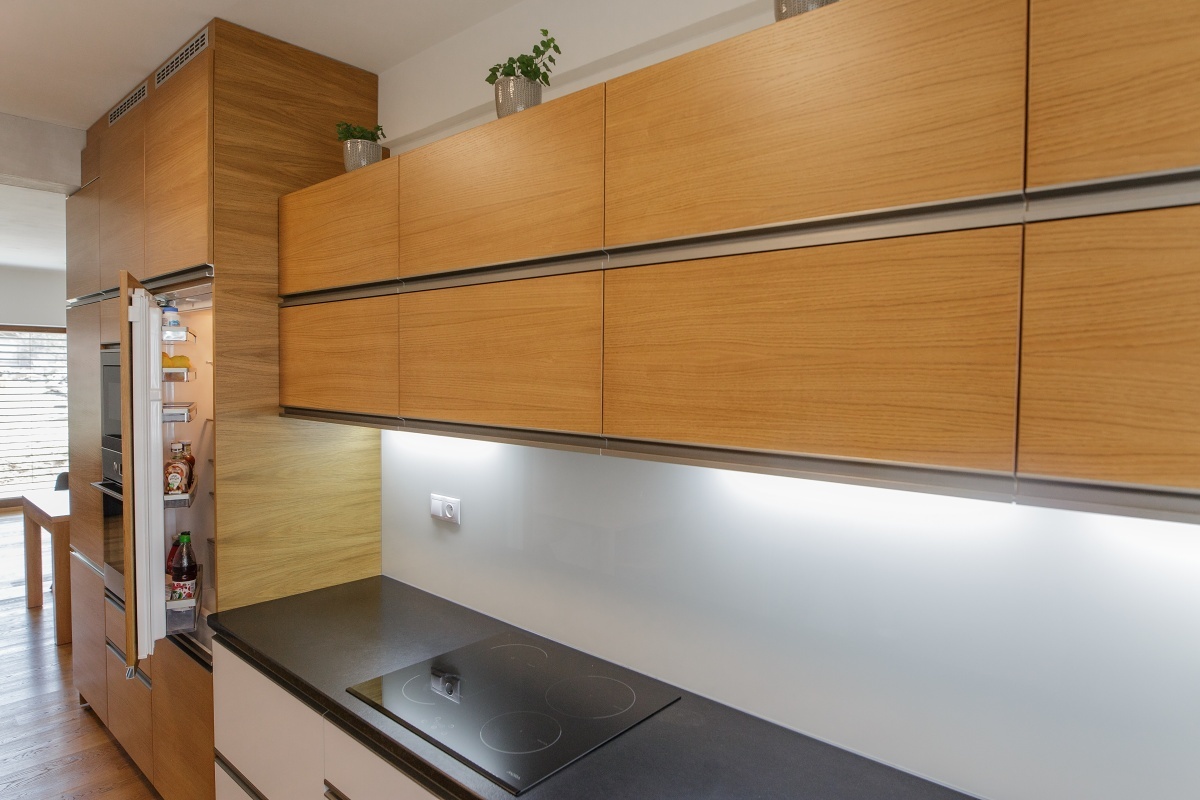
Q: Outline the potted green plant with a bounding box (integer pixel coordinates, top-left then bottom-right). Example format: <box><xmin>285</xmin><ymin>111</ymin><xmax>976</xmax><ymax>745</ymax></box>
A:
<box><xmin>336</xmin><ymin>122</ymin><xmax>386</xmax><ymax>172</ymax></box>
<box><xmin>485</xmin><ymin>29</ymin><xmax>561</xmax><ymax>119</ymax></box>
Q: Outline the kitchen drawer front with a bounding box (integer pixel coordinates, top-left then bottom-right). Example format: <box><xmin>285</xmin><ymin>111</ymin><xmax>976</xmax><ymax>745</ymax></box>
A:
<box><xmin>215</xmin><ymin>763</ymin><xmax>259</xmax><ymax>800</ymax></box>
<box><xmin>280</xmin><ymin>296</ymin><xmax>399</xmax><ymax>417</ymax></box>
<box><xmin>214</xmin><ymin>641</ymin><xmax>324</xmax><ymax>799</ymax></box>
<box><xmin>604</xmin><ymin>0</ymin><xmax>1027</xmax><ymax>245</ymax></box>
<box><xmin>1028</xmin><ymin>0</ymin><xmax>1200</xmax><ymax>186</ymax></box>
<box><xmin>398</xmin><ymin>272</ymin><xmax>603</xmax><ymax>433</ymax></box>
<box><xmin>396</xmin><ymin>84</ymin><xmax>604</xmax><ymax>277</ymax></box>
<box><xmin>107</xmin><ymin>643</ymin><xmax>154</xmax><ymax>781</ymax></box>
<box><xmin>604</xmin><ymin>227</ymin><xmax>1023</xmax><ymax>471</ymax></box>
<box><xmin>323</xmin><ymin>720</ymin><xmax>437</xmax><ymax>800</ymax></box>
<box><xmin>70</xmin><ymin>553</ymin><xmax>108</xmax><ymax>725</ymax></box>
<box><xmin>1019</xmin><ymin>205</ymin><xmax>1200</xmax><ymax>489</ymax></box>
<box><xmin>152</xmin><ymin>638</ymin><xmax>215</xmax><ymax>800</ymax></box>
<box><xmin>280</xmin><ymin>157</ymin><xmax>399</xmax><ymax>294</ymax></box>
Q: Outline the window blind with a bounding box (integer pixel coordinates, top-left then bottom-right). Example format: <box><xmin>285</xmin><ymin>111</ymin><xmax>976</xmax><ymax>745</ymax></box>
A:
<box><xmin>0</xmin><ymin>329</ymin><xmax>68</xmax><ymax>498</ymax></box>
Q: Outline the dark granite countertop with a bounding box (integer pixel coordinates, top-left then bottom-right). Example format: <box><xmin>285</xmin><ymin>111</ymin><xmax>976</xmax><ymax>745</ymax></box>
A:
<box><xmin>209</xmin><ymin>577</ymin><xmax>977</xmax><ymax>800</ymax></box>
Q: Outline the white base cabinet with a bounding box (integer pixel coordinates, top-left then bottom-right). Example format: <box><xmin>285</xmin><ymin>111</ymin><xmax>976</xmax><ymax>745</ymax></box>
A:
<box><xmin>214</xmin><ymin>641</ymin><xmax>437</xmax><ymax>799</ymax></box>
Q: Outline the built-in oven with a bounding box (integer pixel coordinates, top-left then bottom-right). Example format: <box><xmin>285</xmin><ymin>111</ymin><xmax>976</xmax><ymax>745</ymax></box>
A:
<box><xmin>95</xmin><ymin>348</ymin><xmax>128</xmax><ymax>599</ymax></box>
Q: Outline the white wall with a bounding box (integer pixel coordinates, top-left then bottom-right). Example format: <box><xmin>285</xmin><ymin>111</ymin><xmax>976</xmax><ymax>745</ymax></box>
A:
<box><xmin>382</xmin><ymin>431</ymin><xmax>1200</xmax><ymax>800</ymax></box>
<box><xmin>0</xmin><ymin>265</ymin><xmax>66</xmax><ymax>327</ymax></box>
<box><xmin>378</xmin><ymin>0</ymin><xmax>770</xmax><ymax>152</ymax></box>
<box><xmin>0</xmin><ymin>112</ymin><xmax>85</xmax><ymax>193</ymax></box>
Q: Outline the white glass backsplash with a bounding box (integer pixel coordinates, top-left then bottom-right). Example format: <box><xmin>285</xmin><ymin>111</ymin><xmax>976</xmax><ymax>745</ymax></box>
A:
<box><xmin>381</xmin><ymin>431</ymin><xmax>1200</xmax><ymax>800</ymax></box>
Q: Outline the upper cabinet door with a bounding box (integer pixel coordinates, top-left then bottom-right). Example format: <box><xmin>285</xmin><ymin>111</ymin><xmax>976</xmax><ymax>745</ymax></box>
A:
<box><xmin>100</xmin><ymin>92</ymin><xmax>147</xmax><ymax>289</ymax></box>
<box><xmin>604</xmin><ymin>227</ymin><xmax>1023</xmax><ymax>472</ymax></box>
<box><xmin>66</xmin><ymin>180</ymin><xmax>101</xmax><ymax>300</ymax></box>
<box><xmin>398</xmin><ymin>272</ymin><xmax>604</xmax><ymax>434</ymax></box>
<box><xmin>1028</xmin><ymin>0</ymin><xmax>1200</xmax><ymax>187</ymax></box>
<box><xmin>604</xmin><ymin>0</ymin><xmax>1027</xmax><ymax>246</ymax></box>
<box><xmin>279</xmin><ymin>158</ymin><xmax>399</xmax><ymax>295</ymax></box>
<box><xmin>145</xmin><ymin>36</ymin><xmax>213</xmax><ymax>277</ymax></box>
<box><xmin>1020</xmin><ymin>206</ymin><xmax>1200</xmax><ymax>490</ymax></box>
<box><xmin>396</xmin><ymin>84</ymin><xmax>605</xmax><ymax>277</ymax></box>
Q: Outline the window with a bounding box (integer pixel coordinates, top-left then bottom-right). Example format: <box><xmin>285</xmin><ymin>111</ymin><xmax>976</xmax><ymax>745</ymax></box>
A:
<box><xmin>0</xmin><ymin>327</ymin><xmax>68</xmax><ymax>498</ymax></box>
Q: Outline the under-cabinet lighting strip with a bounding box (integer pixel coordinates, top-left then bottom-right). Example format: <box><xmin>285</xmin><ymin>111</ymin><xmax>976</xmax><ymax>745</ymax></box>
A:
<box><xmin>279</xmin><ymin>165</ymin><xmax>1200</xmax><ymax>308</ymax></box>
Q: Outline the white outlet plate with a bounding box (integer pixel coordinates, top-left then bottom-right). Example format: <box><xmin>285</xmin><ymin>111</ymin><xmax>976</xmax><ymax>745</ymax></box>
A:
<box><xmin>430</xmin><ymin>493</ymin><xmax>461</xmax><ymax>524</ymax></box>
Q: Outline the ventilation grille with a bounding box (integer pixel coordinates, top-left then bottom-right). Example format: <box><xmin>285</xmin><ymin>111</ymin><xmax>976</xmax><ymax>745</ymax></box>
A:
<box><xmin>155</xmin><ymin>29</ymin><xmax>208</xmax><ymax>88</ymax></box>
<box><xmin>108</xmin><ymin>83</ymin><xmax>147</xmax><ymax>126</ymax></box>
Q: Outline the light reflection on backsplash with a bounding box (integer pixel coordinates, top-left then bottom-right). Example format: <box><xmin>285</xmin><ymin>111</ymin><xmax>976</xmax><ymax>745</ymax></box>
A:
<box><xmin>381</xmin><ymin>431</ymin><xmax>1200</xmax><ymax>800</ymax></box>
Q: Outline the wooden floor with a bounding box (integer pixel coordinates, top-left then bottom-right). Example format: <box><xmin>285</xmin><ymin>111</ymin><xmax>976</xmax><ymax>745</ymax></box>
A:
<box><xmin>0</xmin><ymin>509</ymin><xmax>160</xmax><ymax>799</ymax></box>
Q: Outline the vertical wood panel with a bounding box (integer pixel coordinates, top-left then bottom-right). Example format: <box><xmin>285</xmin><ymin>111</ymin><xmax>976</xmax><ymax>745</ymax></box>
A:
<box><xmin>396</xmin><ymin>84</ymin><xmax>605</xmax><ymax>275</ymax></box>
<box><xmin>71</xmin><ymin>555</ymin><xmax>109</xmax><ymax>725</ymax></box>
<box><xmin>99</xmin><ymin>100</ymin><xmax>145</xmax><ymax>287</ymax></box>
<box><xmin>398</xmin><ymin>273</ymin><xmax>604</xmax><ymax>433</ymax></box>
<box><xmin>146</xmin><ymin>39</ymin><xmax>213</xmax><ymax>276</ymax></box>
<box><xmin>280</xmin><ymin>297</ymin><xmax>399</xmax><ymax>416</ymax></box>
<box><xmin>67</xmin><ymin>303</ymin><xmax>103</xmax><ymax>565</ymax></box>
<box><xmin>1028</xmin><ymin>0</ymin><xmax>1200</xmax><ymax>186</ymax></box>
<box><xmin>279</xmin><ymin>158</ymin><xmax>398</xmax><ymax>294</ymax></box>
<box><xmin>604</xmin><ymin>229</ymin><xmax>1023</xmax><ymax>471</ymax></box>
<box><xmin>604</xmin><ymin>0</ymin><xmax>1027</xmax><ymax>245</ymax></box>
<box><xmin>106</xmin><ymin>646</ymin><xmax>154</xmax><ymax>781</ymax></box>
<box><xmin>152</xmin><ymin>640</ymin><xmax>215</xmax><ymax>800</ymax></box>
<box><xmin>211</xmin><ymin>19</ymin><xmax>381</xmax><ymax>610</ymax></box>
<box><xmin>1020</xmin><ymin>206</ymin><xmax>1200</xmax><ymax>489</ymax></box>
<box><xmin>67</xmin><ymin>181</ymin><xmax>101</xmax><ymax>300</ymax></box>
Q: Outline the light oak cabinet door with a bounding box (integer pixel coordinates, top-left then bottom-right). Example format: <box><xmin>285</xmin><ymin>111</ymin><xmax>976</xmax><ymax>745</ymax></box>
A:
<box><xmin>1028</xmin><ymin>0</ymin><xmax>1200</xmax><ymax>187</ymax></box>
<box><xmin>604</xmin><ymin>0</ymin><xmax>1027</xmax><ymax>246</ymax></box>
<box><xmin>145</xmin><ymin>42</ymin><xmax>213</xmax><ymax>276</ymax></box>
<box><xmin>107</xmin><ymin>644</ymin><xmax>154</xmax><ymax>781</ymax></box>
<box><xmin>398</xmin><ymin>272</ymin><xmax>604</xmax><ymax>433</ymax></box>
<box><xmin>1020</xmin><ymin>206</ymin><xmax>1200</xmax><ymax>489</ymax></box>
<box><xmin>604</xmin><ymin>228</ymin><xmax>1023</xmax><ymax>471</ymax></box>
<box><xmin>396</xmin><ymin>84</ymin><xmax>604</xmax><ymax>276</ymax></box>
<box><xmin>67</xmin><ymin>304</ymin><xmax>103</xmax><ymax>565</ymax></box>
<box><xmin>66</xmin><ymin>180</ymin><xmax>101</xmax><ymax>300</ymax></box>
<box><xmin>152</xmin><ymin>639</ymin><xmax>216</xmax><ymax>800</ymax></box>
<box><xmin>280</xmin><ymin>296</ymin><xmax>399</xmax><ymax>416</ymax></box>
<box><xmin>99</xmin><ymin>97</ymin><xmax>146</xmax><ymax>289</ymax></box>
<box><xmin>70</xmin><ymin>554</ymin><xmax>108</xmax><ymax>725</ymax></box>
<box><xmin>279</xmin><ymin>157</ymin><xmax>398</xmax><ymax>294</ymax></box>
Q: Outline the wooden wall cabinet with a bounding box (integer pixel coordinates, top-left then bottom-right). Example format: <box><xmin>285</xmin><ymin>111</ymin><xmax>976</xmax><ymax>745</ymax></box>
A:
<box><xmin>99</xmin><ymin>96</ymin><xmax>146</xmax><ymax>289</ymax></box>
<box><xmin>152</xmin><ymin>641</ymin><xmax>216</xmax><ymax>800</ymax></box>
<box><xmin>1028</xmin><ymin>0</ymin><xmax>1200</xmax><ymax>187</ymax></box>
<box><xmin>70</xmin><ymin>554</ymin><xmax>108</xmax><ymax>725</ymax></box>
<box><xmin>279</xmin><ymin>157</ymin><xmax>398</xmax><ymax>294</ymax></box>
<box><xmin>397</xmin><ymin>272</ymin><xmax>604</xmax><ymax>433</ymax></box>
<box><xmin>603</xmin><ymin>0</ymin><xmax>1027</xmax><ymax>245</ymax></box>
<box><xmin>145</xmin><ymin>41</ymin><xmax>214</xmax><ymax>276</ymax></box>
<box><xmin>66</xmin><ymin>180</ymin><xmax>101</xmax><ymax>300</ymax></box>
<box><xmin>604</xmin><ymin>228</ymin><xmax>1023</xmax><ymax>472</ymax></box>
<box><xmin>280</xmin><ymin>296</ymin><xmax>399</xmax><ymax>416</ymax></box>
<box><xmin>396</xmin><ymin>84</ymin><xmax>604</xmax><ymax>277</ymax></box>
<box><xmin>1020</xmin><ymin>206</ymin><xmax>1200</xmax><ymax>490</ymax></box>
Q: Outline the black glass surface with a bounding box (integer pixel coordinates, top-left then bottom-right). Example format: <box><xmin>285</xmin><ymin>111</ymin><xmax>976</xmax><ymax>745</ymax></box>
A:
<box><xmin>348</xmin><ymin>631</ymin><xmax>680</xmax><ymax>795</ymax></box>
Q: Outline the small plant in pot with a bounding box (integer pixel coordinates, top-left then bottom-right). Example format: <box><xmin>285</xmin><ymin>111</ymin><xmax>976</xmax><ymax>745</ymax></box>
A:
<box><xmin>336</xmin><ymin>122</ymin><xmax>386</xmax><ymax>172</ymax></box>
<box><xmin>485</xmin><ymin>29</ymin><xmax>561</xmax><ymax>119</ymax></box>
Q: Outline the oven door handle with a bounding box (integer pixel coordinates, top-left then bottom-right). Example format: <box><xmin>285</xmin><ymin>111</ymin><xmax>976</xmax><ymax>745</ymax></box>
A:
<box><xmin>90</xmin><ymin>480</ymin><xmax>124</xmax><ymax>501</ymax></box>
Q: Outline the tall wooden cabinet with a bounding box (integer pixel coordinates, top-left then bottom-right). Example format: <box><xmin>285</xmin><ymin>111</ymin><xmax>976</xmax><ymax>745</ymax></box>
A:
<box><xmin>99</xmin><ymin>93</ymin><xmax>146</xmax><ymax>286</ymax></box>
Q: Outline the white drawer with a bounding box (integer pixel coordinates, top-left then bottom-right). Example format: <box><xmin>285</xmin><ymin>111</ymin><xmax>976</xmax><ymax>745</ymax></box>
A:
<box><xmin>214</xmin><ymin>641</ymin><xmax>325</xmax><ymax>799</ymax></box>
<box><xmin>215</xmin><ymin>761</ymin><xmax>256</xmax><ymax>800</ymax></box>
<box><xmin>323</xmin><ymin>719</ymin><xmax>439</xmax><ymax>799</ymax></box>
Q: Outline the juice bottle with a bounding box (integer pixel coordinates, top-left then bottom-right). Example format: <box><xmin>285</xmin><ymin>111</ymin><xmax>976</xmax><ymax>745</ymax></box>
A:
<box><xmin>169</xmin><ymin>532</ymin><xmax>198</xmax><ymax>600</ymax></box>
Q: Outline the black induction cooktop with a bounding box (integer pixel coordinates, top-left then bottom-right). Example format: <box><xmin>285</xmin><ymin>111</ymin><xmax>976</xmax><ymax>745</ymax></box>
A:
<box><xmin>348</xmin><ymin>631</ymin><xmax>680</xmax><ymax>795</ymax></box>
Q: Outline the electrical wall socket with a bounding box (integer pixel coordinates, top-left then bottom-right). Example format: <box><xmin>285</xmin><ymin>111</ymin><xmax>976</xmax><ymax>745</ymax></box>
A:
<box><xmin>430</xmin><ymin>493</ymin><xmax>461</xmax><ymax>524</ymax></box>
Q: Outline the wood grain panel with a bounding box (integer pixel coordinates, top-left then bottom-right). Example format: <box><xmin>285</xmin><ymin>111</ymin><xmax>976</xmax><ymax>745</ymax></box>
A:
<box><xmin>211</xmin><ymin>19</ymin><xmax>381</xmax><ymax>610</ymax></box>
<box><xmin>604</xmin><ymin>228</ymin><xmax>1023</xmax><ymax>471</ymax></box>
<box><xmin>279</xmin><ymin>157</ymin><xmax>398</xmax><ymax>294</ymax></box>
<box><xmin>604</xmin><ymin>0</ymin><xmax>1027</xmax><ymax>245</ymax></box>
<box><xmin>67</xmin><ymin>181</ymin><xmax>101</xmax><ymax>300</ymax></box>
<box><xmin>280</xmin><ymin>297</ymin><xmax>399</xmax><ymax>416</ymax></box>
<box><xmin>1020</xmin><ymin>207</ymin><xmax>1200</xmax><ymax>489</ymax></box>
<box><xmin>396</xmin><ymin>84</ymin><xmax>604</xmax><ymax>274</ymax></box>
<box><xmin>146</xmin><ymin>39</ymin><xmax>213</xmax><ymax>276</ymax></box>
<box><xmin>99</xmin><ymin>99</ymin><xmax>145</xmax><ymax>287</ymax></box>
<box><xmin>67</xmin><ymin>304</ymin><xmax>103</xmax><ymax>565</ymax></box>
<box><xmin>398</xmin><ymin>272</ymin><xmax>603</xmax><ymax>433</ymax></box>
<box><xmin>70</xmin><ymin>554</ymin><xmax>108</xmax><ymax>725</ymax></box>
<box><xmin>106</xmin><ymin>646</ymin><xmax>153</xmax><ymax>781</ymax></box>
<box><xmin>152</xmin><ymin>639</ymin><xmax>215</xmax><ymax>800</ymax></box>
<box><xmin>1028</xmin><ymin>0</ymin><xmax>1200</xmax><ymax>187</ymax></box>
<box><xmin>100</xmin><ymin>297</ymin><xmax>122</xmax><ymax>345</ymax></box>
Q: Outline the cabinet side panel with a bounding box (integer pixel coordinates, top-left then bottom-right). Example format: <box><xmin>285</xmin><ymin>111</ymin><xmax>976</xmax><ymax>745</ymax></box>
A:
<box><xmin>152</xmin><ymin>639</ymin><xmax>215</xmax><ymax>800</ymax></box>
<box><xmin>211</xmin><ymin>19</ymin><xmax>381</xmax><ymax>610</ymax></box>
<box><xmin>67</xmin><ymin>304</ymin><xmax>104</xmax><ymax>564</ymax></box>
<box><xmin>70</xmin><ymin>555</ymin><xmax>108</xmax><ymax>724</ymax></box>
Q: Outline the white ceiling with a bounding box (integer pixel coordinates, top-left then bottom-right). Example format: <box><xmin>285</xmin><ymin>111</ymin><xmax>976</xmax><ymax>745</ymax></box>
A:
<box><xmin>0</xmin><ymin>184</ymin><xmax>66</xmax><ymax>271</ymax></box>
<box><xmin>0</xmin><ymin>0</ymin><xmax>524</xmax><ymax>130</ymax></box>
